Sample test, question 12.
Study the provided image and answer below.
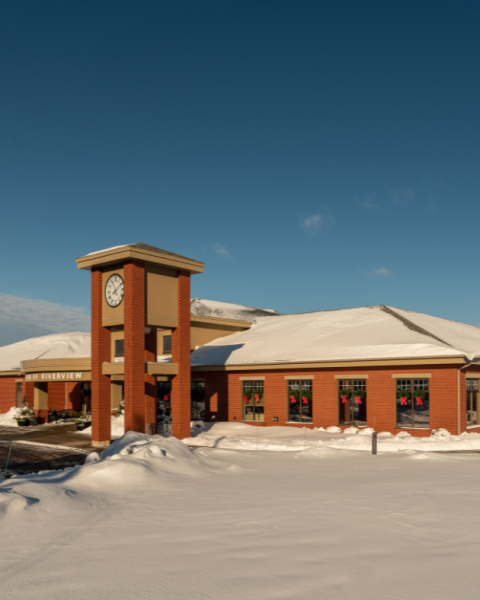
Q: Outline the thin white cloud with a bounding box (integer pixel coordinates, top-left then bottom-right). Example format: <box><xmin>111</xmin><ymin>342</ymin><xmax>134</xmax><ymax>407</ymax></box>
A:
<box><xmin>302</xmin><ymin>214</ymin><xmax>323</xmax><ymax>230</ymax></box>
<box><xmin>213</xmin><ymin>243</ymin><xmax>232</xmax><ymax>258</ymax></box>
<box><xmin>374</xmin><ymin>267</ymin><xmax>392</xmax><ymax>276</ymax></box>
<box><xmin>354</xmin><ymin>196</ymin><xmax>377</xmax><ymax>210</ymax></box>
<box><xmin>359</xmin><ymin>268</ymin><xmax>393</xmax><ymax>278</ymax></box>
<box><xmin>390</xmin><ymin>187</ymin><xmax>415</xmax><ymax>205</ymax></box>
<box><xmin>0</xmin><ymin>294</ymin><xmax>90</xmax><ymax>345</ymax></box>
<box><xmin>300</xmin><ymin>209</ymin><xmax>335</xmax><ymax>234</ymax></box>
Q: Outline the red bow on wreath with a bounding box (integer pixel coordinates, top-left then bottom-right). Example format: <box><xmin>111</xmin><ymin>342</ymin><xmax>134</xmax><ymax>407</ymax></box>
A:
<box><xmin>400</xmin><ymin>396</ymin><xmax>408</xmax><ymax>405</ymax></box>
<box><xmin>341</xmin><ymin>395</ymin><xmax>348</xmax><ymax>404</ymax></box>
<box><xmin>164</xmin><ymin>395</ymin><xmax>169</xmax><ymax>401</ymax></box>
<box><xmin>243</xmin><ymin>396</ymin><xmax>249</xmax><ymax>403</ymax></box>
<box><xmin>415</xmin><ymin>397</ymin><xmax>423</xmax><ymax>406</ymax></box>
<box><xmin>255</xmin><ymin>394</ymin><xmax>260</xmax><ymax>402</ymax></box>
<box><xmin>355</xmin><ymin>396</ymin><xmax>362</xmax><ymax>404</ymax></box>
<box><xmin>290</xmin><ymin>395</ymin><xmax>297</xmax><ymax>403</ymax></box>
<box><xmin>302</xmin><ymin>397</ymin><xmax>309</xmax><ymax>404</ymax></box>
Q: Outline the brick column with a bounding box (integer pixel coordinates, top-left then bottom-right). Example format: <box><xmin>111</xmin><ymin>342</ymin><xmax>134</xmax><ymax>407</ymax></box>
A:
<box><xmin>171</xmin><ymin>270</ymin><xmax>191</xmax><ymax>439</ymax></box>
<box><xmin>124</xmin><ymin>260</ymin><xmax>145</xmax><ymax>433</ymax></box>
<box><xmin>91</xmin><ymin>268</ymin><xmax>111</xmax><ymax>445</ymax></box>
<box><xmin>145</xmin><ymin>329</ymin><xmax>157</xmax><ymax>430</ymax></box>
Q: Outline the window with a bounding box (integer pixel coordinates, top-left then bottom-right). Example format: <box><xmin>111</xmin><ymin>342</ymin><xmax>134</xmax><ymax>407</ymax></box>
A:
<box><xmin>396</xmin><ymin>379</ymin><xmax>429</xmax><ymax>428</ymax></box>
<box><xmin>191</xmin><ymin>382</ymin><xmax>205</xmax><ymax>420</ymax></box>
<box><xmin>16</xmin><ymin>382</ymin><xmax>23</xmax><ymax>408</ymax></box>
<box><xmin>242</xmin><ymin>381</ymin><xmax>264</xmax><ymax>421</ymax></box>
<box><xmin>163</xmin><ymin>335</ymin><xmax>172</xmax><ymax>354</ymax></box>
<box><xmin>467</xmin><ymin>379</ymin><xmax>478</xmax><ymax>426</ymax></box>
<box><xmin>338</xmin><ymin>380</ymin><xmax>367</xmax><ymax>426</ymax></box>
<box><xmin>288</xmin><ymin>380</ymin><xmax>312</xmax><ymax>423</ymax></box>
<box><xmin>115</xmin><ymin>339</ymin><xmax>124</xmax><ymax>357</ymax></box>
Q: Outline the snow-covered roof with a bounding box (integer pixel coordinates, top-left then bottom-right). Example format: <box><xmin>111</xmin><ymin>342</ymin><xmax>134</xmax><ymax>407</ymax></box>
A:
<box><xmin>3</xmin><ymin>305</ymin><xmax>480</xmax><ymax>373</ymax></box>
<box><xmin>190</xmin><ymin>299</ymin><xmax>281</xmax><ymax>322</ymax></box>
<box><xmin>0</xmin><ymin>299</ymin><xmax>278</xmax><ymax>372</ymax></box>
<box><xmin>191</xmin><ymin>305</ymin><xmax>480</xmax><ymax>366</ymax></box>
<box><xmin>0</xmin><ymin>332</ymin><xmax>91</xmax><ymax>372</ymax></box>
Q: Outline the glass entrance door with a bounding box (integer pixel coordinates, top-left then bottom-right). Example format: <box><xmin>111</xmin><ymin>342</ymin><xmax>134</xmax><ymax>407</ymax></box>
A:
<box><xmin>157</xmin><ymin>381</ymin><xmax>172</xmax><ymax>425</ymax></box>
<box><xmin>191</xmin><ymin>382</ymin><xmax>205</xmax><ymax>420</ymax></box>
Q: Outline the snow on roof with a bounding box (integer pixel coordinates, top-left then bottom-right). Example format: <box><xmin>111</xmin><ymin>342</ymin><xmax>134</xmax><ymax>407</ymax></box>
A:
<box><xmin>190</xmin><ymin>299</ymin><xmax>281</xmax><ymax>322</ymax></box>
<box><xmin>86</xmin><ymin>245</ymin><xmax>131</xmax><ymax>256</ymax></box>
<box><xmin>0</xmin><ymin>332</ymin><xmax>91</xmax><ymax>372</ymax></box>
<box><xmin>85</xmin><ymin>243</ymin><xmax>203</xmax><ymax>264</ymax></box>
<box><xmin>3</xmin><ymin>305</ymin><xmax>480</xmax><ymax>372</ymax></box>
<box><xmin>191</xmin><ymin>305</ymin><xmax>480</xmax><ymax>366</ymax></box>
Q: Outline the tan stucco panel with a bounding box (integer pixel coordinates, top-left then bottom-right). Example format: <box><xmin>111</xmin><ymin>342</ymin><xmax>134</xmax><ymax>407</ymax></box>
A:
<box><xmin>111</xmin><ymin>381</ymin><xmax>123</xmax><ymax>410</ymax></box>
<box><xmin>191</xmin><ymin>323</ymin><xmax>246</xmax><ymax>351</ymax></box>
<box><xmin>146</xmin><ymin>265</ymin><xmax>178</xmax><ymax>329</ymax></box>
<box><xmin>33</xmin><ymin>382</ymin><xmax>48</xmax><ymax>410</ymax></box>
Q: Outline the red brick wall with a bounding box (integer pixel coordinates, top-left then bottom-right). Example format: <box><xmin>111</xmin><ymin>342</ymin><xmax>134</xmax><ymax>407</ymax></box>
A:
<box><xmin>91</xmin><ymin>268</ymin><xmax>111</xmax><ymax>443</ymax></box>
<box><xmin>145</xmin><ymin>329</ymin><xmax>157</xmax><ymax>428</ymax></box>
<box><xmin>171</xmin><ymin>270</ymin><xmax>191</xmax><ymax>439</ymax></box>
<box><xmin>47</xmin><ymin>382</ymin><xmax>82</xmax><ymax>412</ymax></box>
<box><xmin>195</xmin><ymin>371</ymin><xmax>228</xmax><ymax>422</ymax></box>
<box><xmin>24</xmin><ymin>382</ymin><xmax>34</xmax><ymax>408</ymax></box>
<box><xmin>196</xmin><ymin>364</ymin><xmax>465</xmax><ymax>436</ymax></box>
<box><xmin>0</xmin><ymin>377</ymin><xmax>20</xmax><ymax>413</ymax></box>
<box><xmin>124</xmin><ymin>260</ymin><xmax>145</xmax><ymax>433</ymax></box>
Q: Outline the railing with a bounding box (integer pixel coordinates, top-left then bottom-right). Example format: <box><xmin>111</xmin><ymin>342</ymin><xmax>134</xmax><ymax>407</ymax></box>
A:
<box><xmin>145</xmin><ymin>423</ymin><xmax>172</xmax><ymax>437</ymax></box>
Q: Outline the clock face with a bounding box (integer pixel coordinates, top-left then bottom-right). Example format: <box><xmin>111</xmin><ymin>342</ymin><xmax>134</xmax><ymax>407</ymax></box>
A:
<box><xmin>105</xmin><ymin>274</ymin><xmax>124</xmax><ymax>307</ymax></box>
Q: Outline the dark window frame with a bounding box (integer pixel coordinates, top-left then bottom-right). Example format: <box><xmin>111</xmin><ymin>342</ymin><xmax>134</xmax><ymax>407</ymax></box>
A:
<box><xmin>163</xmin><ymin>335</ymin><xmax>172</xmax><ymax>355</ymax></box>
<box><xmin>287</xmin><ymin>380</ymin><xmax>313</xmax><ymax>424</ymax></box>
<box><xmin>395</xmin><ymin>379</ymin><xmax>430</xmax><ymax>429</ymax></box>
<box><xmin>466</xmin><ymin>378</ymin><xmax>479</xmax><ymax>427</ymax></box>
<box><xmin>114</xmin><ymin>339</ymin><xmax>124</xmax><ymax>358</ymax></box>
<box><xmin>242</xmin><ymin>381</ymin><xmax>264</xmax><ymax>422</ymax></box>
<box><xmin>338</xmin><ymin>379</ymin><xmax>367</xmax><ymax>426</ymax></box>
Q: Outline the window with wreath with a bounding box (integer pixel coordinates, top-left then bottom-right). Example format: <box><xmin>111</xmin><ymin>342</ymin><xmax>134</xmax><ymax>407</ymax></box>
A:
<box><xmin>288</xmin><ymin>380</ymin><xmax>312</xmax><ymax>423</ymax></box>
<box><xmin>466</xmin><ymin>379</ymin><xmax>478</xmax><ymax>427</ymax></box>
<box><xmin>242</xmin><ymin>381</ymin><xmax>264</xmax><ymax>421</ymax></box>
<box><xmin>396</xmin><ymin>379</ymin><xmax>429</xmax><ymax>428</ymax></box>
<box><xmin>338</xmin><ymin>380</ymin><xmax>367</xmax><ymax>426</ymax></box>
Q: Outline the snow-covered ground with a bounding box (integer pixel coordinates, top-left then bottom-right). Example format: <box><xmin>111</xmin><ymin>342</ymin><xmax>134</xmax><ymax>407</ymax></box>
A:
<box><xmin>80</xmin><ymin>414</ymin><xmax>125</xmax><ymax>438</ymax></box>
<box><xmin>186</xmin><ymin>421</ymin><xmax>480</xmax><ymax>452</ymax></box>
<box><xmin>0</xmin><ymin>407</ymin><xmax>19</xmax><ymax>426</ymax></box>
<box><xmin>2</xmin><ymin>431</ymin><xmax>480</xmax><ymax>599</ymax></box>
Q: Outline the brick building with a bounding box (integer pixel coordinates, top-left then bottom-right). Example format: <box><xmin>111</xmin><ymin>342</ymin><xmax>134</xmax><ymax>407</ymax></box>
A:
<box><xmin>1</xmin><ymin>244</ymin><xmax>480</xmax><ymax>441</ymax></box>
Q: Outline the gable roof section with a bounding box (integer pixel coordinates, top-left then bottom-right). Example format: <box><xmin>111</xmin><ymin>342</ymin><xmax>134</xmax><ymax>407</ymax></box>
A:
<box><xmin>191</xmin><ymin>305</ymin><xmax>480</xmax><ymax>366</ymax></box>
<box><xmin>0</xmin><ymin>332</ymin><xmax>91</xmax><ymax>372</ymax></box>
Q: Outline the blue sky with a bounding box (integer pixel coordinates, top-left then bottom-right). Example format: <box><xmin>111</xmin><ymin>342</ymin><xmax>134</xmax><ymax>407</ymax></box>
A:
<box><xmin>1</xmin><ymin>0</ymin><xmax>479</xmax><ymax>344</ymax></box>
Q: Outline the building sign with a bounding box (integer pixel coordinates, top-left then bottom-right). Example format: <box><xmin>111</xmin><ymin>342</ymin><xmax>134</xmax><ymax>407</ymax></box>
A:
<box><xmin>25</xmin><ymin>372</ymin><xmax>91</xmax><ymax>382</ymax></box>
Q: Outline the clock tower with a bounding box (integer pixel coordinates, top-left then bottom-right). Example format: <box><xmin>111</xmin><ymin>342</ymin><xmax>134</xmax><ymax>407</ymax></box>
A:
<box><xmin>76</xmin><ymin>244</ymin><xmax>204</xmax><ymax>446</ymax></box>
